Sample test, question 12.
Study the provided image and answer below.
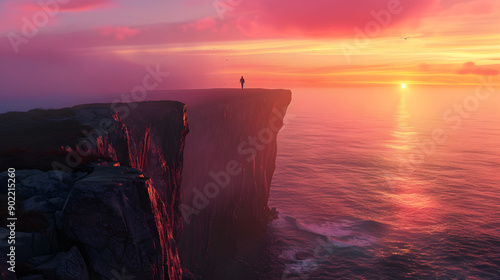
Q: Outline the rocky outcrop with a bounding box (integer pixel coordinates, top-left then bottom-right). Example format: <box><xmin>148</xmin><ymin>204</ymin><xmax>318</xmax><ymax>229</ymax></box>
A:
<box><xmin>0</xmin><ymin>101</ymin><xmax>187</xmax><ymax>236</ymax></box>
<box><xmin>0</xmin><ymin>101</ymin><xmax>188</xmax><ymax>280</ymax></box>
<box><xmin>28</xmin><ymin>246</ymin><xmax>89</xmax><ymax>280</ymax></box>
<box><xmin>0</xmin><ymin>164</ymin><xmax>181</xmax><ymax>280</ymax></box>
<box><xmin>0</xmin><ymin>89</ymin><xmax>292</xmax><ymax>280</ymax></box>
<box><xmin>56</xmin><ymin>165</ymin><xmax>180</xmax><ymax>279</ymax></box>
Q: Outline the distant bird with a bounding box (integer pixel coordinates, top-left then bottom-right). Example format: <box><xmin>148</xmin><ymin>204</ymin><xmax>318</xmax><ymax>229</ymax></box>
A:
<box><xmin>401</xmin><ymin>35</ymin><xmax>422</xmax><ymax>40</ymax></box>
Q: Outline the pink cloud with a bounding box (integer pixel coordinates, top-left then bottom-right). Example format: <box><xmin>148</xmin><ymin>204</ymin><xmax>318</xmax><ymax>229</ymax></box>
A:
<box><xmin>0</xmin><ymin>30</ymin><xmax>216</xmax><ymax>112</ymax></box>
<box><xmin>185</xmin><ymin>17</ymin><xmax>217</xmax><ymax>31</ymax></box>
<box><xmin>62</xmin><ymin>0</ymin><xmax>113</xmax><ymax>11</ymax></box>
<box><xmin>440</xmin><ymin>0</ymin><xmax>499</xmax><ymax>16</ymax></box>
<box><xmin>100</xmin><ymin>26</ymin><xmax>143</xmax><ymax>40</ymax></box>
<box><xmin>1</xmin><ymin>0</ymin><xmax>441</xmax><ymax>47</ymax></box>
<box><xmin>19</xmin><ymin>0</ymin><xmax>113</xmax><ymax>12</ymax></box>
<box><xmin>418</xmin><ymin>62</ymin><xmax>499</xmax><ymax>77</ymax></box>
<box><xmin>457</xmin><ymin>61</ymin><xmax>499</xmax><ymax>76</ymax></box>
<box><xmin>418</xmin><ymin>63</ymin><xmax>432</xmax><ymax>71</ymax></box>
<box><xmin>207</xmin><ymin>0</ymin><xmax>440</xmax><ymax>38</ymax></box>
<box><xmin>0</xmin><ymin>0</ymin><xmax>113</xmax><ymax>33</ymax></box>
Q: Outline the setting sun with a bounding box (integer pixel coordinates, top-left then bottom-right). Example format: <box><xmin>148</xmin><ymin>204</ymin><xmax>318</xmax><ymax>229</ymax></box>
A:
<box><xmin>1</xmin><ymin>1</ymin><xmax>499</xmax><ymax>279</ymax></box>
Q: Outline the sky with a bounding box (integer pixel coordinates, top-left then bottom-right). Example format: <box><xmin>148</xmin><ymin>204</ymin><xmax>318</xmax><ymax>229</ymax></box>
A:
<box><xmin>0</xmin><ymin>0</ymin><xmax>499</xmax><ymax>111</ymax></box>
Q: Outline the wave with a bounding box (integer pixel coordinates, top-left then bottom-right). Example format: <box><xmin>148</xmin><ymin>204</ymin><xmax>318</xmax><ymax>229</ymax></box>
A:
<box><xmin>277</xmin><ymin>215</ymin><xmax>381</xmax><ymax>277</ymax></box>
<box><xmin>280</xmin><ymin>215</ymin><xmax>380</xmax><ymax>248</ymax></box>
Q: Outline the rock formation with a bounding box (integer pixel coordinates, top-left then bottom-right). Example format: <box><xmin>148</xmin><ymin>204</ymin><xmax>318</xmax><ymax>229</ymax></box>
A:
<box><xmin>0</xmin><ymin>89</ymin><xmax>291</xmax><ymax>280</ymax></box>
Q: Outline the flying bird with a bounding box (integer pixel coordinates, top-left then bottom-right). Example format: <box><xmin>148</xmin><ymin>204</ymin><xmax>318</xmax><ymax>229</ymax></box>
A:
<box><xmin>401</xmin><ymin>34</ymin><xmax>423</xmax><ymax>40</ymax></box>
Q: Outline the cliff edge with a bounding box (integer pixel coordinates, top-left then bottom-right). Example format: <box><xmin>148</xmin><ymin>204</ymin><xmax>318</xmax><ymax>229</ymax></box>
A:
<box><xmin>152</xmin><ymin>89</ymin><xmax>292</xmax><ymax>275</ymax></box>
<box><xmin>0</xmin><ymin>89</ymin><xmax>292</xmax><ymax>280</ymax></box>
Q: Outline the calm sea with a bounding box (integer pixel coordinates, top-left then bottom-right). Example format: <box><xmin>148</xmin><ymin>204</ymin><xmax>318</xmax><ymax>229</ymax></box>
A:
<box><xmin>222</xmin><ymin>86</ymin><xmax>500</xmax><ymax>279</ymax></box>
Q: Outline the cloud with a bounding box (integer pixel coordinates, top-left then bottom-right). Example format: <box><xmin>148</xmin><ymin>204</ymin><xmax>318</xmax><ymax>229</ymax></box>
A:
<box><xmin>440</xmin><ymin>0</ymin><xmax>499</xmax><ymax>16</ymax></box>
<box><xmin>100</xmin><ymin>26</ymin><xmax>143</xmax><ymax>40</ymax></box>
<box><xmin>418</xmin><ymin>62</ymin><xmax>499</xmax><ymax>77</ymax></box>
<box><xmin>184</xmin><ymin>17</ymin><xmax>217</xmax><ymax>31</ymax></box>
<box><xmin>0</xmin><ymin>0</ymin><xmax>114</xmax><ymax>34</ymax></box>
<box><xmin>457</xmin><ymin>61</ymin><xmax>498</xmax><ymax>76</ymax></box>
<box><xmin>19</xmin><ymin>0</ymin><xmax>113</xmax><ymax>12</ymax></box>
<box><xmin>418</xmin><ymin>63</ymin><xmax>432</xmax><ymax>71</ymax></box>
<box><xmin>204</xmin><ymin>0</ymin><xmax>440</xmax><ymax>38</ymax></box>
<box><xmin>0</xmin><ymin>31</ymin><xmax>216</xmax><ymax>112</ymax></box>
<box><xmin>1</xmin><ymin>0</ymin><xmax>441</xmax><ymax>45</ymax></box>
<box><xmin>61</xmin><ymin>0</ymin><xmax>113</xmax><ymax>11</ymax></box>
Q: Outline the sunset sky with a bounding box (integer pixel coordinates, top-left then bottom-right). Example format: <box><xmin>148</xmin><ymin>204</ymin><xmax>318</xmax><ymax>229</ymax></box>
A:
<box><xmin>0</xmin><ymin>0</ymin><xmax>499</xmax><ymax>109</ymax></box>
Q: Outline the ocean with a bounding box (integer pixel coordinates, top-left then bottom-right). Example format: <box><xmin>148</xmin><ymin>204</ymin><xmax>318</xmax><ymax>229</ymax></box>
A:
<box><xmin>225</xmin><ymin>86</ymin><xmax>500</xmax><ymax>279</ymax></box>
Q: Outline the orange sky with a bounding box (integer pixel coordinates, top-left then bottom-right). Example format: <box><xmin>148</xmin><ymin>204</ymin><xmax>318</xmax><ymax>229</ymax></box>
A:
<box><xmin>0</xmin><ymin>0</ymin><xmax>499</xmax><ymax>100</ymax></box>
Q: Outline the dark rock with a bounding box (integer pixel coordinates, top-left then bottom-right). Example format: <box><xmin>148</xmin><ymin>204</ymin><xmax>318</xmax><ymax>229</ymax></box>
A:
<box><xmin>32</xmin><ymin>246</ymin><xmax>88</xmax><ymax>280</ymax></box>
<box><xmin>55</xmin><ymin>165</ymin><xmax>180</xmax><ymax>280</ymax></box>
<box><xmin>270</xmin><ymin>207</ymin><xmax>279</xmax><ymax>219</ymax></box>
<box><xmin>0</xmin><ymin>229</ymin><xmax>52</xmax><ymax>267</ymax></box>
<box><xmin>0</xmin><ymin>250</ymin><xmax>17</xmax><ymax>280</ymax></box>
<box><xmin>182</xmin><ymin>267</ymin><xmax>202</xmax><ymax>280</ymax></box>
<box><xmin>19</xmin><ymin>275</ymin><xmax>44</xmax><ymax>280</ymax></box>
<box><xmin>25</xmin><ymin>254</ymin><xmax>55</xmax><ymax>270</ymax></box>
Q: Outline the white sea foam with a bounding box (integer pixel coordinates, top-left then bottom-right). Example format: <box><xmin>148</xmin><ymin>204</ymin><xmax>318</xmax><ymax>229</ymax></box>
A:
<box><xmin>295</xmin><ymin>219</ymin><xmax>378</xmax><ymax>248</ymax></box>
<box><xmin>283</xmin><ymin>258</ymin><xmax>319</xmax><ymax>275</ymax></box>
<box><xmin>295</xmin><ymin>220</ymin><xmax>354</xmax><ymax>238</ymax></box>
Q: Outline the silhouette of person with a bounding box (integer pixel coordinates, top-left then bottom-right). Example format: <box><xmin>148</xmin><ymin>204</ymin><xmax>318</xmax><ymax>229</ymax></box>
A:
<box><xmin>240</xmin><ymin>76</ymin><xmax>245</xmax><ymax>89</ymax></box>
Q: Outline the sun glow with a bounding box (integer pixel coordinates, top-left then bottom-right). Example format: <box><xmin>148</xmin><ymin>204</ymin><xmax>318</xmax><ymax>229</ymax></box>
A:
<box><xmin>401</xmin><ymin>83</ymin><xmax>406</xmax><ymax>89</ymax></box>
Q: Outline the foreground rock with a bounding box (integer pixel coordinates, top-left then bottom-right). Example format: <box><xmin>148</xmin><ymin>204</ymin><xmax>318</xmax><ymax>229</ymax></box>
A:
<box><xmin>29</xmin><ymin>246</ymin><xmax>88</xmax><ymax>280</ymax></box>
<box><xmin>0</xmin><ymin>101</ymin><xmax>188</xmax><ymax>279</ymax></box>
<box><xmin>0</xmin><ymin>164</ymin><xmax>180</xmax><ymax>279</ymax></box>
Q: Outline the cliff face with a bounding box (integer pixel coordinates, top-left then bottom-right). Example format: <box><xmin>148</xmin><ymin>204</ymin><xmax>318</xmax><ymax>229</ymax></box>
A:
<box><xmin>0</xmin><ymin>165</ymin><xmax>180</xmax><ymax>280</ymax></box>
<box><xmin>0</xmin><ymin>101</ymin><xmax>187</xmax><ymax>280</ymax></box>
<box><xmin>172</xmin><ymin>89</ymin><xmax>292</xmax><ymax>275</ymax></box>
<box><xmin>71</xmin><ymin>102</ymin><xmax>189</xmax><ymax>241</ymax></box>
<box><xmin>0</xmin><ymin>89</ymin><xmax>292</xmax><ymax>280</ymax></box>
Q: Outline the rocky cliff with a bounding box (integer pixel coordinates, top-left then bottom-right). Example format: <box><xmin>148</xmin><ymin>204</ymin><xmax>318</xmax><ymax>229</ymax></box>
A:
<box><xmin>149</xmin><ymin>89</ymin><xmax>292</xmax><ymax>276</ymax></box>
<box><xmin>0</xmin><ymin>101</ymin><xmax>187</xmax><ymax>280</ymax></box>
<box><xmin>0</xmin><ymin>89</ymin><xmax>292</xmax><ymax>280</ymax></box>
<box><xmin>0</xmin><ymin>165</ymin><xmax>181</xmax><ymax>280</ymax></box>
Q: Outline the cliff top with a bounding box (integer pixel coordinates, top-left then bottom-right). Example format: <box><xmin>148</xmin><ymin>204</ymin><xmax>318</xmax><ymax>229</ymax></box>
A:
<box><xmin>0</xmin><ymin>100</ymin><xmax>186</xmax><ymax>171</ymax></box>
<box><xmin>0</xmin><ymin>89</ymin><xmax>291</xmax><ymax>172</ymax></box>
<box><xmin>146</xmin><ymin>88</ymin><xmax>291</xmax><ymax>108</ymax></box>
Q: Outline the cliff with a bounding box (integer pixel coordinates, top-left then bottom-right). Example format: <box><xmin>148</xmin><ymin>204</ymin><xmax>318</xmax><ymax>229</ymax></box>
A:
<box><xmin>0</xmin><ymin>89</ymin><xmax>292</xmax><ymax>280</ymax></box>
<box><xmin>156</xmin><ymin>89</ymin><xmax>292</xmax><ymax>276</ymax></box>
<box><xmin>0</xmin><ymin>165</ymin><xmax>181</xmax><ymax>280</ymax></box>
<box><xmin>0</xmin><ymin>101</ymin><xmax>187</xmax><ymax>280</ymax></box>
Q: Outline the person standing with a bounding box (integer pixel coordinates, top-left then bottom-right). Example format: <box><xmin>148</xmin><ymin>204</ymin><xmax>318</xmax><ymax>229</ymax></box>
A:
<box><xmin>240</xmin><ymin>76</ymin><xmax>245</xmax><ymax>89</ymax></box>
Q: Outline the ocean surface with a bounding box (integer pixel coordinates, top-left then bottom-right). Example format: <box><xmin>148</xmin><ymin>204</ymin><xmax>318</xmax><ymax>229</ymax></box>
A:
<box><xmin>227</xmin><ymin>86</ymin><xmax>500</xmax><ymax>279</ymax></box>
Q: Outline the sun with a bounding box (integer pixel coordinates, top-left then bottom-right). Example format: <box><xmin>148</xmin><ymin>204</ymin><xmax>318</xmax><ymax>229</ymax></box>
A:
<box><xmin>401</xmin><ymin>83</ymin><xmax>406</xmax><ymax>89</ymax></box>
